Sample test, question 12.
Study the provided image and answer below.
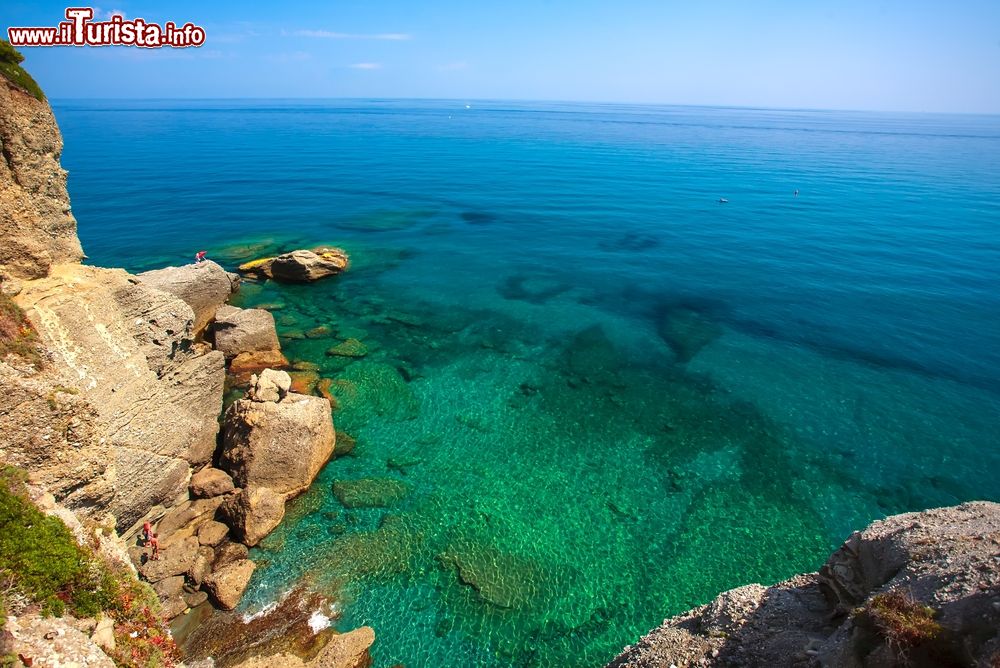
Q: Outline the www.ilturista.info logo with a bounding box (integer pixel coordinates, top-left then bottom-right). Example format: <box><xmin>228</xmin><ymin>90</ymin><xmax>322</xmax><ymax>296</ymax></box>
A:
<box><xmin>7</xmin><ymin>7</ymin><xmax>206</xmax><ymax>48</ymax></box>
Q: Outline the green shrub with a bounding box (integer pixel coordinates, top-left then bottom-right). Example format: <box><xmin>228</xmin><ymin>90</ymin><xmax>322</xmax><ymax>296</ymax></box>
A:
<box><xmin>0</xmin><ymin>467</ymin><xmax>114</xmax><ymax>616</ymax></box>
<box><xmin>0</xmin><ymin>467</ymin><xmax>180</xmax><ymax>667</ymax></box>
<box><xmin>0</xmin><ymin>39</ymin><xmax>44</xmax><ymax>101</ymax></box>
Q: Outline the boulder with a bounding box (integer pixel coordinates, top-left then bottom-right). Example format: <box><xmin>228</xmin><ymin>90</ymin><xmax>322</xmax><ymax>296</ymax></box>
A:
<box><xmin>188</xmin><ymin>545</ymin><xmax>216</xmax><ymax>585</ymax></box>
<box><xmin>153</xmin><ymin>574</ymin><xmax>186</xmax><ymax>603</ymax></box>
<box><xmin>213</xmin><ymin>540</ymin><xmax>250</xmax><ymax>570</ymax></box>
<box><xmin>247</xmin><ymin>368</ymin><xmax>291</xmax><ymax>403</ymax></box>
<box><xmin>238</xmin><ymin>247</ymin><xmax>348</xmax><ymax>282</ymax></box>
<box><xmin>221</xmin><ymin>384</ymin><xmax>334</xmax><ymax>499</ymax></box>
<box><xmin>203</xmin><ymin>558</ymin><xmax>256</xmax><ymax>610</ymax></box>
<box><xmin>137</xmin><ymin>261</ymin><xmax>239</xmax><ymax>335</ymax></box>
<box><xmin>198</xmin><ymin>520</ymin><xmax>230</xmax><ymax>546</ymax></box>
<box><xmin>220</xmin><ymin>487</ymin><xmax>286</xmax><ymax>546</ymax></box>
<box><xmin>184</xmin><ymin>589</ymin><xmax>210</xmax><ymax>608</ymax></box>
<box><xmin>91</xmin><ymin>615</ymin><xmax>116</xmax><ymax>653</ymax></box>
<box><xmin>213</xmin><ymin>305</ymin><xmax>281</xmax><ymax>358</ymax></box>
<box><xmin>190</xmin><ymin>467</ymin><xmax>235</xmax><ymax>498</ymax></box>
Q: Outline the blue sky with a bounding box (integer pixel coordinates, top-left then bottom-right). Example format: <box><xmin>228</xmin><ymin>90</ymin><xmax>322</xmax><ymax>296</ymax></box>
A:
<box><xmin>3</xmin><ymin>1</ymin><xmax>1000</xmax><ymax>112</ymax></box>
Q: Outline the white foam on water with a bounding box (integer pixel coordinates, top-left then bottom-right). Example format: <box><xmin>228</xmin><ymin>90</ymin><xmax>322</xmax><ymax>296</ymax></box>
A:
<box><xmin>308</xmin><ymin>609</ymin><xmax>331</xmax><ymax>634</ymax></box>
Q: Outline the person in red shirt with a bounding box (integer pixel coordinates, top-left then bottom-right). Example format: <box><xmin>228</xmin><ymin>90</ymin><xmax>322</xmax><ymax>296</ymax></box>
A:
<box><xmin>195</xmin><ymin>250</ymin><xmax>207</xmax><ymax>263</ymax></box>
<box><xmin>148</xmin><ymin>533</ymin><xmax>160</xmax><ymax>561</ymax></box>
<box><xmin>142</xmin><ymin>521</ymin><xmax>153</xmax><ymax>544</ymax></box>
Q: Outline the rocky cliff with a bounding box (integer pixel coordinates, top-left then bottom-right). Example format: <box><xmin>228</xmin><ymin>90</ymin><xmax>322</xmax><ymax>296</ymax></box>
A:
<box><xmin>0</xmin><ymin>48</ymin><xmax>366</xmax><ymax>668</ymax></box>
<box><xmin>0</xmin><ymin>73</ymin><xmax>83</xmax><ymax>281</ymax></box>
<box><xmin>608</xmin><ymin>501</ymin><xmax>1000</xmax><ymax>668</ymax></box>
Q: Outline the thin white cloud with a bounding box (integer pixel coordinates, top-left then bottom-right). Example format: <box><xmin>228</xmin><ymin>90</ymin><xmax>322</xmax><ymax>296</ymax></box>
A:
<box><xmin>294</xmin><ymin>30</ymin><xmax>411</xmax><ymax>41</ymax></box>
<box><xmin>267</xmin><ymin>51</ymin><xmax>312</xmax><ymax>63</ymax></box>
<box><xmin>90</xmin><ymin>7</ymin><xmax>127</xmax><ymax>20</ymax></box>
<box><xmin>349</xmin><ymin>62</ymin><xmax>382</xmax><ymax>70</ymax></box>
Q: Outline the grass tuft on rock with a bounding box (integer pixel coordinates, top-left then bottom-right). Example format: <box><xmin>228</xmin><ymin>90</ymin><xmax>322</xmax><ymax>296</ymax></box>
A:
<box><xmin>0</xmin><ymin>291</ymin><xmax>42</xmax><ymax>366</ymax></box>
<box><xmin>0</xmin><ymin>39</ymin><xmax>44</xmax><ymax>101</ymax></box>
<box><xmin>863</xmin><ymin>591</ymin><xmax>942</xmax><ymax>651</ymax></box>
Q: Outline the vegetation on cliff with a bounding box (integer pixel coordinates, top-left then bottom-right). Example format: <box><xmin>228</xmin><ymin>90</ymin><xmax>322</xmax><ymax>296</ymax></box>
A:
<box><xmin>0</xmin><ymin>40</ymin><xmax>43</xmax><ymax>101</ymax></box>
<box><xmin>0</xmin><ymin>292</ymin><xmax>41</xmax><ymax>366</ymax></box>
<box><xmin>0</xmin><ymin>466</ymin><xmax>180</xmax><ymax>667</ymax></box>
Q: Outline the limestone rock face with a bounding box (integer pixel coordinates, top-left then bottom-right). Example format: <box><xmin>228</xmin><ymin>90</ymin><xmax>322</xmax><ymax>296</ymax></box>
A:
<box><xmin>608</xmin><ymin>501</ymin><xmax>1000</xmax><ymax>668</ymax></box>
<box><xmin>2</xmin><ymin>614</ymin><xmax>115</xmax><ymax>668</ymax></box>
<box><xmin>221</xmin><ymin>374</ymin><xmax>334</xmax><ymax>499</ymax></box>
<box><xmin>190</xmin><ymin>467</ymin><xmax>235</xmax><ymax>498</ymax></box>
<box><xmin>0</xmin><ymin>77</ymin><xmax>83</xmax><ymax>280</ymax></box>
<box><xmin>203</xmin><ymin>558</ymin><xmax>257</xmax><ymax>610</ymax></box>
<box><xmin>137</xmin><ymin>260</ymin><xmax>239</xmax><ymax>335</ymax></box>
<box><xmin>12</xmin><ymin>264</ymin><xmax>226</xmax><ymax>530</ymax></box>
<box><xmin>220</xmin><ymin>487</ymin><xmax>286</xmax><ymax>547</ymax></box>
<box><xmin>213</xmin><ymin>304</ymin><xmax>281</xmax><ymax>358</ymax></box>
<box><xmin>0</xmin><ymin>360</ymin><xmax>113</xmax><ymax>511</ymax></box>
<box><xmin>239</xmin><ymin>247</ymin><xmax>349</xmax><ymax>282</ymax></box>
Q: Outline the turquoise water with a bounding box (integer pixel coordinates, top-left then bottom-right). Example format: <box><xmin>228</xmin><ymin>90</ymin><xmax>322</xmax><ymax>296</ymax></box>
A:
<box><xmin>57</xmin><ymin>100</ymin><xmax>1000</xmax><ymax>666</ymax></box>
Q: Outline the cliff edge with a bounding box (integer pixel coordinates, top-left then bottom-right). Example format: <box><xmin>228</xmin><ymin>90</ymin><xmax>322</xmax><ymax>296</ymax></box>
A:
<box><xmin>608</xmin><ymin>501</ymin><xmax>1000</xmax><ymax>668</ymax></box>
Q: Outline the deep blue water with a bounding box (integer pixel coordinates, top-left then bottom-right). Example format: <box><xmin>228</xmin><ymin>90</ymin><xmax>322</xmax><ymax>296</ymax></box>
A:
<box><xmin>55</xmin><ymin>99</ymin><xmax>1000</xmax><ymax>666</ymax></box>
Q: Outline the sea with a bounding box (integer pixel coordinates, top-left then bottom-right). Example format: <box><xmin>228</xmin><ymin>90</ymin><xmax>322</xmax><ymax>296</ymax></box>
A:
<box><xmin>54</xmin><ymin>99</ymin><xmax>1000</xmax><ymax>667</ymax></box>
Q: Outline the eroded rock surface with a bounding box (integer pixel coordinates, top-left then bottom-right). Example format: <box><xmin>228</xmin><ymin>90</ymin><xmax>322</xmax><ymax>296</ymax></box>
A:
<box><xmin>0</xmin><ymin>76</ymin><xmax>83</xmax><ymax>280</ymax></box>
<box><xmin>213</xmin><ymin>304</ymin><xmax>281</xmax><ymax>359</ymax></box>
<box><xmin>221</xmin><ymin>372</ymin><xmax>334</xmax><ymax>498</ymax></box>
<box><xmin>11</xmin><ymin>264</ymin><xmax>225</xmax><ymax>530</ymax></box>
<box><xmin>608</xmin><ymin>501</ymin><xmax>1000</xmax><ymax>668</ymax></box>
<box><xmin>137</xmin><ymin>260</ymin><xmax>239</xmax><ymax>335</ymax></box>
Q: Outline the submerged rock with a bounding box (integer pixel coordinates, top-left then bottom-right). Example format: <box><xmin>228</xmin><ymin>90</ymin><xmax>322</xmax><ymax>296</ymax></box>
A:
<box><xmin>326</xmin><ymin>337</ymin><xmax>369</xmax><ymax>358</ymax></box>
<box><xmin>437</xmin><ymin>544</ymin><xmax>542</xmax><ymax>610</ymax></box>
<box><xmin>332</xmin><ymin>478</ymin><xmax>411</xmax><ymax>508</ymax></box>
<box><xmin>655</xmin><ymin>306</ymin><xmax>723</xmax><ymax>364</ymax></box>
<box><xmin>239</xmin><ymin>247</ymin><xmax>349</xmax><ymax>282</ymax></box>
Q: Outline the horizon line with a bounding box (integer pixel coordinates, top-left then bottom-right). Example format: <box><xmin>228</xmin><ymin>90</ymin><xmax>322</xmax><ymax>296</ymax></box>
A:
<box><xmin>44</xmin><ymin>96</ymin><xmax>1000</xmax><ymax>117</ymax></box>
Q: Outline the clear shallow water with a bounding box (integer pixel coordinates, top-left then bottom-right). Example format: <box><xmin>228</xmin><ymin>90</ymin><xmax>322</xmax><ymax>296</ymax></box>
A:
<box><xmin>57</xmin><ymin>99</ymin><xmax>1000</xmax><ymax>666</ymax></box>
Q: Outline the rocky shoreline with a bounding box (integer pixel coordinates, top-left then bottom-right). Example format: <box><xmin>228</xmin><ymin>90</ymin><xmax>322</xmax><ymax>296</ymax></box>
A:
<box><xmin>608</xmin><ymin>502</ymin><xmax>1000</xmax><ymax>667</ymax></box>
<box><xmin>1</xmin><ymin>66</ymin><xmax>370</xmax><ymax>668</ymax></box>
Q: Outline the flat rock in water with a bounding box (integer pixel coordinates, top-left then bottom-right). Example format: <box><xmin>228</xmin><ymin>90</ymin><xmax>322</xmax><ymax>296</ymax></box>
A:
<box><xmin>239</xmin><ymin>247</ymin><xmax>348</xmax><ymax>282</ymax></box>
